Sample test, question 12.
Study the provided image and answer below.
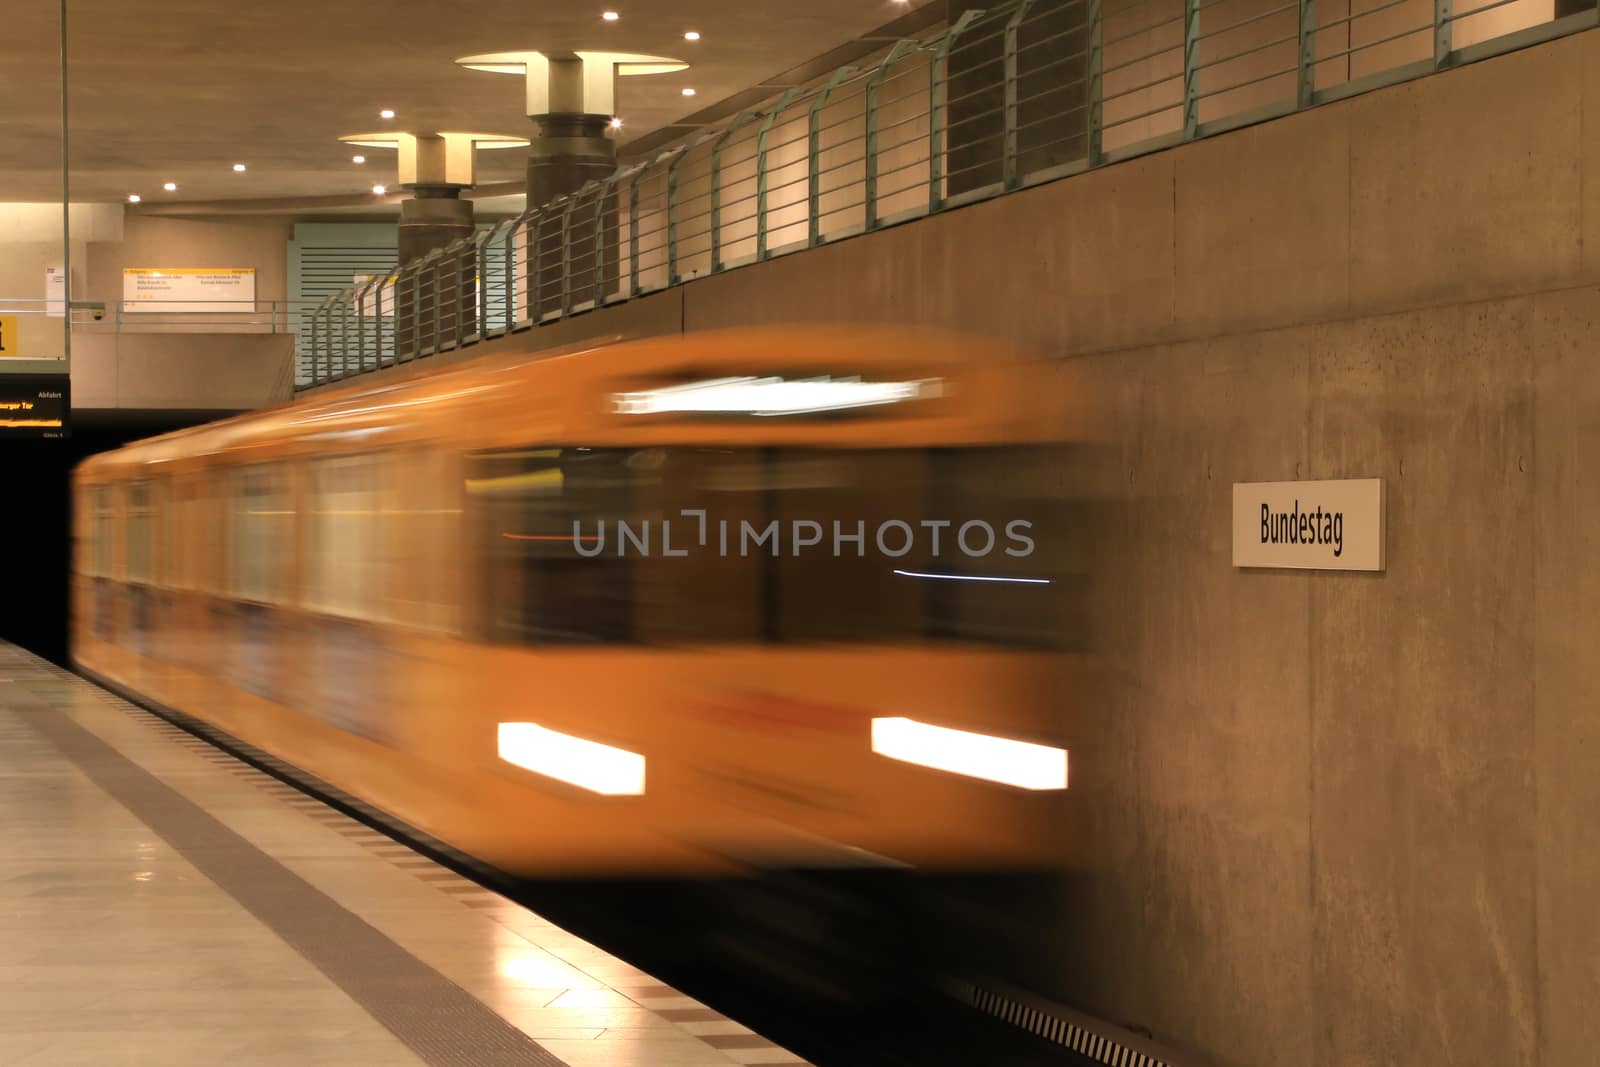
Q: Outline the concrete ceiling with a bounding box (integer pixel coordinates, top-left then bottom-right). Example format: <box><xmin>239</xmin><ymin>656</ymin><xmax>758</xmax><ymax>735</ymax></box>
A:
<box><xmin>2</xmin><ymin>0</ymin><xmax>941</xmax><ymax>213</ymax></box>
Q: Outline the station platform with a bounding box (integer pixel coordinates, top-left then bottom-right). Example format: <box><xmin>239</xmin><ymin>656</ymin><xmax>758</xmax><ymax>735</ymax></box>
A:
<box><xmin>0</xmin><ymin>642</ymin><xmax>812</xmax><ymax>1067</ymax></box>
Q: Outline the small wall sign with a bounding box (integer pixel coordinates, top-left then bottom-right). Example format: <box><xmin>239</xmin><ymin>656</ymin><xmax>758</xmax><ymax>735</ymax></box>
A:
<box><xmin>1233</xmin><ymin>479</ymin><xmax>1385</xmax><ymax>572</ymax></box>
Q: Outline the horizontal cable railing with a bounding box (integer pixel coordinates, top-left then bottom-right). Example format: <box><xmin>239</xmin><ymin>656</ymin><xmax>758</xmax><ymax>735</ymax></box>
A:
<box><xmin>297</xmin><ymin>0</ymin><xmax>1598</xmax><ymax>389</ymax></box>
<box><xmin>1</xmin><ymin>299</ymin><xmax>312</xmax><ymax>332</ymax></box>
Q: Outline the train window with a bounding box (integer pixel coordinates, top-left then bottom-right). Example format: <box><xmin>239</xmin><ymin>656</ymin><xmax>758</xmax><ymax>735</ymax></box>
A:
<box><xmin>390</xmin><ymin>449</ymin><xmax>461</xmax><ymax>634</ymax></box>
<box><xmin>471</xmin><ymin>448</ymin><xmax>640</xmax><ymax>643</ymax></box>
<box><xmin>307</xmin><ymin>455</ymin><xmax>389</xmax><ymax>621</ymax></box>
<box><xmin>171</xmin><ymin>478</ymin><xmax>199</xmax><ymax>591</ymax></box>
<box><xmin>232</xmin><ymin>465</ymin><xmax>290</xmax><ymax>604</ymax></box>
<box><xmin>125</xmin><ymin>481</ymin><xmax>155</xmax><ymax>584</ymax></box>
<box><xmin>469</xmin><ymin>446</ymin><xmax>1076</xmax><ymax>650</ymax></box>
<box><xmin>85</xmin><ymin>486</ymin><xmax>113</xmax><ymax>578</ymax></box>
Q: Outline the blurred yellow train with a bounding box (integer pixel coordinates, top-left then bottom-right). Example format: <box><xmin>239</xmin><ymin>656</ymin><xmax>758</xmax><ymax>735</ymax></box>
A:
<box><xmin>72</xmin><ymin>326</ymin><xmax>1088</xmax><ymax>880</ymax></box>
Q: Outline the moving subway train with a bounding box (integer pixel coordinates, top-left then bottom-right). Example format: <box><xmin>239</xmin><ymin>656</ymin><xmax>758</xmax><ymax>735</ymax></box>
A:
<box><xmin>72</xmin><ymin>326</ymin><xmax>1089</xmax><ymax>883</ymax></box>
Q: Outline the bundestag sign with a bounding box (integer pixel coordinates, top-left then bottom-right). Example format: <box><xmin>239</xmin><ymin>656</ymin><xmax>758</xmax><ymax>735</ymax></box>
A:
<box><xmin>1233</xmin><ymin>479</ymin><xmax>1385</xmax><ymax>572</ymax></box>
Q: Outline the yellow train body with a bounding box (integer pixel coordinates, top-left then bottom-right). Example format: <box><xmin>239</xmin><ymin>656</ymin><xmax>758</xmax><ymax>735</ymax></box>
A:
<box><xmin>72</xmin><ymin>326</ymin><xmax>1087</xmax><ymax>878</ymax></box>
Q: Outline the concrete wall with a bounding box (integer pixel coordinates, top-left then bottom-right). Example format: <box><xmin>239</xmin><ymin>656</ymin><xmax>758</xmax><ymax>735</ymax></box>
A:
<box><xmin>0</xmin><ymin>203</ymin><xmax>123</xmax><ymax>361</ymax></box>
<box><xmin>334</xmin><ymin>28</ymin><xmax>1600</xmax><ymax>1067</ymax></box>
<box><xmin>85</xmin><ymin>214</ymin><xmax>292</xmax><ymax>310</ymax></box>
<box><xmin>669</xmin><ymin>32</ymin><xmax>1599</xmax><ymax>1067</ymax></box>
<box><xmin>71</xmin><ymin>332</ymin><xmax>294</xmax><ymax>411</ymax></box>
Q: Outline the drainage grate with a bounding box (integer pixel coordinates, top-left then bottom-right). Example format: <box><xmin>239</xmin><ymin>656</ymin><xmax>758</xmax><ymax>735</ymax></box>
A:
<box><xmin>951</xmin><ymin>980</ymin><xmax>1204</xmax><ymax>1067</ymax></box>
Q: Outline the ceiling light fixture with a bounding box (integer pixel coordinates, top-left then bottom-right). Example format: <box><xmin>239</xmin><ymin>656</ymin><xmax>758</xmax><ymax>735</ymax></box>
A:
<box><xmin>681</xmin><ymin>87</ymin><xmax>696</xmax><ymax>96</ymax></box>
<box><xmin>379</xmin><ymin>108</ymin><xmax>396</xmax><ymax>119</ymax></box>
<box><xmin>127</xmin><ymin>194</ymin><xmax>141</xmax><ymax>203</ymax></box>
<box><xmin>352</xmin><ymin>154</ymin><xmax>366</xmax><ymax>164</ymax></box>
<box><xmin>232</xmin><ymin>163</ymin><xmax>247</xmax><ymax>172</ymax></box>
<box><xmin>372</xmin><ymin>184</ymin><xmax>387</xmax><ymax>195</ymax></box>
<box><xmin>602</xmin><ymin>10</ymin><xmax>620</xmax><ymax>20</ymax></box>
<box><xmin>162</xmin><ymin>182</ymin><xmax>177</xmax><ymax>192</ymax></box>
<box><xmin>610</xmin><ymin>116</ymin><xmax>623</xmax><ymax>129</ymax></box>
<box><xmin>684</xmin><ymin>30</ymin><xmax>700</xmax><ymax>40</ymax></box>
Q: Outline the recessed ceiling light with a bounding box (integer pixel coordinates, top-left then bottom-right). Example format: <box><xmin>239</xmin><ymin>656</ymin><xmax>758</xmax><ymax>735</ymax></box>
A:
<box><xmin>127</xmin><ymin>194</ymin><xmax>141</xmax><ymax>203</ymax></box>
<box><xmin>379</xmin><ymin>108</ymin><xmax>396</xmax><ymax>119</ymax></box>
<box><xmin>610</xmin><ymin>116</ymin><xmax>623</xmax><ymax>129</ymax></box>
<box><xmin>232</xmin><ymin>163</ymin><xmax>247</xmax><ymax>172</ymax></box>
<box><xmin>162</xmin><ymin>182</ymin><xmax>177</xmax><ymax>192</ymax></box>
<box><xmin>601</xmin><ymin>10</ymin><xmax>620</xmax><ymax>20</ymax></box>
<box><xmin>684</xmin><ymin>30</ymin><xmax>700</xmax><ymax>40</ymax></box>
<box><xmin>681</xmin><ymin>87</ymin><xmax>696</xmax><ymax>97</ymax></box>
<box><xmin>372</xmin><ymin>184</ymin><xmax>387</xmax><ymax>195</ymax></box>
<box><xmin>352</xmin><ymin>154</ymin><xmax>366</xmax><ymax>164</ymax></box>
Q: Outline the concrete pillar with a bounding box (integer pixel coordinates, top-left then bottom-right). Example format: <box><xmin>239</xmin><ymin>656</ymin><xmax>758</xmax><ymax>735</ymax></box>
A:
<box><xmin>388</xmin><ymin>133</ymin><xmax>483</xmax><ymax>353</ymax></box>
<box><xmin>457</xmin><ymin>50</ymin><xmax>685</xmax><ymax>317</ymax></box>
<box><xmin>396</xmin><ymin>186</ymin><xmax>476</xmax><ymax>354</ymax></box>
<box><xmin>523</xmin><ymin>64</ymin><xmax>625</xmax><ymax>318</ymax></box>
<box><xmin>945</xmin><ymin>1</ymin><xmax>1090</xmax><ymax>198</ymax></box>
<box><xmin>526</xmin><ymin>113</ymin><xmax>616</xmax><ymax>207</ymax></box>
<box><xmin>398</xmin><ymin>188</ymin><xmax>475</xmax><ymax>265</ymax></box>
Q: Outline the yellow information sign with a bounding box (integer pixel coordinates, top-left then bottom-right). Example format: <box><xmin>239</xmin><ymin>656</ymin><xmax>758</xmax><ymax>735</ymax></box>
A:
<box><xmin>0</xmin><ymin>313</ymin><xmax>18</xmax><ymax>356</ymax></box>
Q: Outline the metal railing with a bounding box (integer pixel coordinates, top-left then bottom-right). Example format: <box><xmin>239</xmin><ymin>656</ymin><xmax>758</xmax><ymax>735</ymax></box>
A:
<box><xmin>298</xmin><ymin>0</ymin><xmax>1597</xmax><ymax>388</ymax></box>
<box><xmin>0</xmin><ymin>299</ymin><xmax>311</xmax><ymax>333</ymax></box>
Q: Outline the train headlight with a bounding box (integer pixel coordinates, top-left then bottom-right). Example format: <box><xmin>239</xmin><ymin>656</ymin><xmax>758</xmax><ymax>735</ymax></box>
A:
<box><xmin>497</xmin><ymin>723</ymin><xmax>646</xmax><ymax>796</ymax></box>
<box><xmin>612</xmin><ymin>376</ymin><xmax>942</xmax><ymax>417</ymax></box>
<box><xmin>870</xmin><ymin>717</ymin><xmax>1067</xmax><ymax>791</ymax></box>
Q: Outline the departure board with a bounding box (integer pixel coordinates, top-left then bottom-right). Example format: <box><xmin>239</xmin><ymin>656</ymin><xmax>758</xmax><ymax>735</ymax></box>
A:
<box><xmin>0</xmin><ymin>376</ymin><xmax>70</xmax><ymax>438</ymax></box>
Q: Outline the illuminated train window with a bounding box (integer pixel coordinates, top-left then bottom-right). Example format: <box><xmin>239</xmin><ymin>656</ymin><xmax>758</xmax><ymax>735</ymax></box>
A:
<box><xmin>306</xmin><ymin>455</ymin><xmax>390</xmax><ymax>622</ymax></box>
<box><xmin>231</xmin><ymin>465</ymin><xmax>291</xmax><ymax>605</ymax></box>
<box><xmin>124</xmin><ymin>481</ymin><xmax>155</xmax><ymax>585</ymax></box>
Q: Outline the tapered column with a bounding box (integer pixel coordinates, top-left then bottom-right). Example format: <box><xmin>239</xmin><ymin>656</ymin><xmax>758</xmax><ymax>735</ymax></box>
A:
<box><xmin>342</xmin><ymin>131</ymin><xmax>527</xmax><ymax>354</ymax></box>
<box><xmin>458</xmin><ymin>50</ymin><xmax>685</xmax><ymax>317</ymax></box>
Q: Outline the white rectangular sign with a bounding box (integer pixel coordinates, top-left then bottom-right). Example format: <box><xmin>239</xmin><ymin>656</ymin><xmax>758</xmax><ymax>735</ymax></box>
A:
<box><xmin>122</xmin><ymin>268</ymin><xmax>256</xmax><ymax>313</ymax></box>
<box><xmin>45</xmin><ymin>267</ymin><xmax>66</xmax><ymax>318</ymax></box>
<box><xmin>1233</xmin><ymin>479</ymin><xmax>1385</xmax><ymax>572</ymax></box>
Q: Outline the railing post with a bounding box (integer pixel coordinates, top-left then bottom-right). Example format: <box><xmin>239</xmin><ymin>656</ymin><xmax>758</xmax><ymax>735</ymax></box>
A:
<box><xmin>430</xmin><ymin>250</ymin><xmax>444</xmax><ymax>355</ymax></box>
<box><xmin>505</xmin><ymin>219</ymin><xmax>519</xmax><ymax>331</ymax></box>
<box><xmin>559</xmin><ymin>192</ymin><xmax>579</xmax><ymax>317</ymax></box>
<box><xmin>355</xmin><ymin>285</ymin><xmax>367</xmax><ymax>370</ymax></box>
<box><xmin>1003</xmin><ymin>2</ymin><xmax>1040</xmax><ymax>190</ymax></box>
<box><xmin>755</xmin><ymin>89</ymin><xmax>800</xmax><ymax>261</ymax></box>
<box><xmin>337</xmin><ymin>295</ymin><xmax>348</xmax><ymax>377</ymax></box>
<box><xmin>454</xmin><ymin>242</ymin><xmax>467</xmax><ymax>349</ymax></box>
<box><xmin>475</xmin><ymin>232</ymin><xmax>489</xmax><ymax>337</ymax></box>
<box><xmin>1087</xmin><ymin>0</ymin><xmax>1103</xmax><ymax>165</ymax></box>
<box><xmin>1297</xmin><ymin>0</ymin><xmax>1317</xmax><ymax>106</ymax></box>
<box><xmin>711</xmin><ymin>114</ymin><xmax>756</xmax><ymax>271</ymax></box>
<box><xmin>324</xmin><ymin>298</ymin><xmax>336</xmax><ymax>378</ymax></box>
<box><xmin>370</xmin><ymin>278</ymin><xmax>383</xmax><ymax>369</ymax></box>
<box><xmin>405</xmin><ymin>263</ymin><xmax>417</xmax><ymax>358</ymax></box>
<box><xmin>628</xmin><ymin>166</ymin><xmax>644</xmax><ymax>297</ymax></box>
<box><xmin>865</xmin><ymin>41</ymin><xmax>919</xmax><ymax>231</ymax></box>
<box><xmin>1434</xmin><ymin>0</ymin><xmax>1452</xmax><ymax>67</ymax></box>
<box><xmin>1184</xmin><ymin>0</ymin><xmax>1201</xmax><ymax>138</ymax></box>
<box><xmin>591</xmin><ymin>175</ymin><xmax>616</xmax><ymax>306</ymax></box>
<box><xmin>807</xmin><ymin>70</ymin><xmax>854</xmax><ymax>246</ymax></box>
<box><xmin>375</xmin><ymin>275</ymin><xmax>388</xmax><ymax>364</ymax></box>
<box><xmin>930</xmin><ymin>11</ymin><xmax>982</xmax><ymax>215</ymax></box>
<box><xmin>665</xmin><ymin>148</ymin><xmax>687</xmax><ymax>285</ymax></box>
<box><xmin>314</xmin><ymin>300</ymin><xmax>329</xmax><ymax>384</ymax></box>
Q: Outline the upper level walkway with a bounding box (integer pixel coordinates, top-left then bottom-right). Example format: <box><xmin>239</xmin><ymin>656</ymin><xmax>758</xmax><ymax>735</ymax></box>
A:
<box><xmin>294</xmin><ymin>0</ymin><xmax>1600</xmax><ymax>389</ymax></box>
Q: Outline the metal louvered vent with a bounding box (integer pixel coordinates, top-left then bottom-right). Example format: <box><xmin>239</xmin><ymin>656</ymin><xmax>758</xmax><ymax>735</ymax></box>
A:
<box><xmin>288</xmin><ymin>224</ymin><xmax>399</xmax><ymax>386</ymax></box>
